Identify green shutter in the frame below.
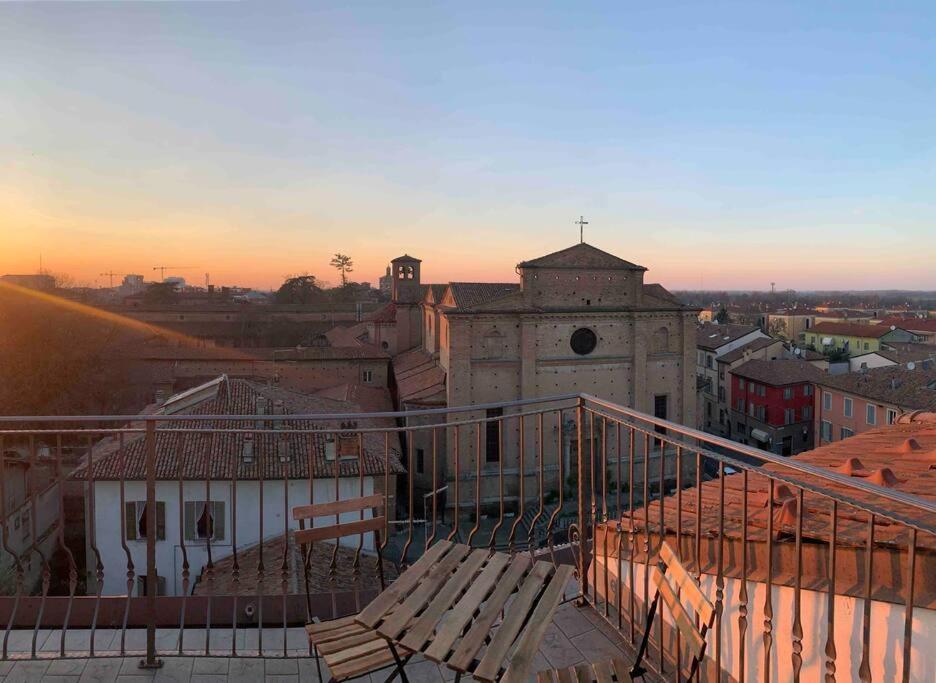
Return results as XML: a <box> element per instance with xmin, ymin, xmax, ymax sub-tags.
<box><xmin>184</xmin><ymin>501</ymin><xmax>197</xmax><ymax>542</ymax></box>
<box><xmin>156</xmin><ymin>502</ymin><xmax>166</xmax><ymax>541</ymax></box>
<box><xmin>125</xmin><ymin>502</ymin><xmax>137</xmax><ymax>541</ymax></box>
<box><xmin>212</xmin><ymin>501</ymin><xmax>225</xmax><ymax>541</ymax></box>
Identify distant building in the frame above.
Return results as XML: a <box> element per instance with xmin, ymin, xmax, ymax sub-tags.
<box><xmin>848</xmin><ymin>342</ymin><xmax>936</xmax><ymax>372</ymax></box>
<box><xmin>766</xmin><ymin>309</ymin><xmax>818</xmax><ymax>341</ymax></box>
<box><xmin>0</xmin><ymin>273</ymin><xmax>55</xmax><ymax>291</ymax></box>
<box><xmin>710</xmin><ymin>337</ymin><xmax>786</xmax><ymax>436</ymax></box>
<box><xmin>805</xmin><ymin>322</ymin><xmax>918</xmax><ymax>357</ymax></box>
<box><xmin>378</xmin><ymin>266</ymin><xmax>393</xmax><ymax>298</ymax></box>
<box><xmin>120</xmin><ymin>274</ymin><xmax>145</xmax><ymax>295</ymax></box>
<box><xmin>695</xmin><ymin>323</ymin><xmax>771</xmax><ymax>431</ymax></box>
<box><xmin>815</xmin><ymin>362</ymin><xmax>936</xmax><ymax>446</ymax></box>
<box><xmin>876</xmin><ymin>317</ymin><xmax>936</xmax><ymax>345</ymax></box>
<box><xmin>729</xmin><ymin>359</ymin><xmax>826</xmax><ymax>455</ymax></box>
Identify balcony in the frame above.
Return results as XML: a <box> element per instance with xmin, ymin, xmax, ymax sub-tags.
<box><xmin>1</xmin><ymin>393</ymin><xmax>934</xmax><ymax>682</ymax></box>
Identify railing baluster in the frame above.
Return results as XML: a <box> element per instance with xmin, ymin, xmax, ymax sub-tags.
<box><xmin>468</xmin><ymin>423</ymin><xmax>481</xmax><ymax>547</ymax></box>
<box><xmin>628</xmin><ymin>426</ymin><xmax>636</xmax><ymax>644</ymax></box>
<box><xmin>142</xmin><ymin>420</ymin><xmax>161</xmax><ymax>668</ymax></box>
<box><xmin>428</xmin><ymin>427</ymin><xmax>438</xmax><ymax>549</ymax></box>
<box><xmin>738</xmin><ymin>469</ymin><xmax>748</xmax><ymax>683</ymax></box>
<box><xmin>858</xmin><ymin>513</ymin><xmax>875</xmax><ymax>683</ymax></box>
<box><xmin>527</xmin><ymin>412</ymin><xmax>545</xmax><ymax>555</ymax></box>
<box><xmin>658</xmin><ymin>434</ymin><xmax>665</xmax><ymax>676</ymax></box>
<box><xmin>204</xmin><ymin>433</ymin><xmax>215</xmax><ymax>657</ymax></box>
<box><xmin>590</xmin><ymin>411</ymin><xmax>597</xmax><ymax>605</ymax></box>
<box><xmin>602</xmin><ymin>418</ymin><xmax>609</xmax><ymax>619</ymax></box>
<box><xmin>824</xmin><ymin>500</ymin><xmax>837</xmax><ymax>683</ymax></box>
<box><xmin>0</xmin><ymin>434</ymin><xmax>24</xmax><ymax>661</ymax></box>
<box><xmin>230</xmin><ymin>432</ymin><xmax>239</xmax><ymax>658</ymax></box>
<box><xmin>791</xmin><ymin>488</ymin><xmax>804</xmax><ymax>681</ymax></box>
<box><xmin>508</xmin><ymin>415</ymin><xmax>525</xmax><ymax>553</ymax></box>
<box><xmin>714</xmin><ymin>461</ymin><xmax>725</xmax><ymax>681</ymax></box>
<box><xmin>615</xmin><ymin>423</ymin><xmax>622</xmax><ymax>521</ymax></box>
<box><xmin>642</xmin><ymin>432</ymin><xmax>650</xmax><ymax>631</ymax></box>
<box><xmin>257</xmin><ymin>430</ymin><xmax>265</xmax><ymax>654</ymax></box>
<box><xmin>353</xmin><ymin>432</ymin><xmax>364</xmax><ymax>612</ymax></box>
<box><xmin>177</xmin><ymin>430</ymin><xmax>189</xmax><ymax>656</ymax></box>
<box><xmin>675</xmin><ymin>446</ymin><xmax>683</xmax><ymax>682</ymax></box>
<box><xmin>447</xmin><ymin>426</ymin><xmax>460</xmax><ymax>542</ymax></box>
<box><xmin>55</xmin><ymin>434</ymin><xmax>78</xmax><ymax>658</ymax></box>
<box><xmin>281</xmin><ymin>431</ymin><xmax>292</xmax><ymax>658</ymax></box>
<box><xmin>489</xmin><ymin>417</ymin><xmax>504</xmax><ymax>551</ymax></box>
<box><xmin>576</xmin><ymin>402</ymin><xmax>586</xmax><ymax>603</ymax></box>
<box><xmin>902</xmin><ymin>527</ymin><xmax>917</xmax><ymax>683</ymax></box>
<box><xmin>402</xmin><ymin>431</ymin><xmax>414</xmax><ymax>564</ymax></box>
<box><xmin>545</xmin><ymin>411</ymin><xmax>563</xmax><ymax>561</ymax></box>
<box><xmin>27</xmin><ymin>436</ymin><xmax>51</xmax><ymax>659</ymax></box>
<box><xmin>383</xmin><ymin>431</ymin><xmax>391</xmax><ymax>550</ymax></box>
<box><xmin>763</xmin><ymin>478</ymin><xmax>774</xmax><ymax>683</ymax></box>
<box><xmin>119</xmin><ymin>431</ymin><xmax>134</xmax><ymax>656</ymax></box>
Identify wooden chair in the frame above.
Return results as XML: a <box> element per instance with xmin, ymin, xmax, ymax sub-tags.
<box><xmin>536</xmin><ymin>658</ymin><xmax>633</xmax><ymax>683</ymax></box>
<box><xmin>630</xmin><ymin>541</ymin><xmax>715</xmax><ymax>680</ymax></box>
<box><xmin>294</xmin><ymin>494</ymin><xmax>403</xmax><ymax>683</ymax></box>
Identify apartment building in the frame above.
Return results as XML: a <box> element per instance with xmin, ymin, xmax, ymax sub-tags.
<box><xmin>815</xmin><ymin>362</ymin><xmax>936</xmax><ymax>446</ymax></box>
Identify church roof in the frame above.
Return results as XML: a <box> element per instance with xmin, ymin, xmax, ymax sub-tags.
<box><xmin>517</xmin><ymin>243</ymin><xmax>646</xmax><ymax>271</ymax></box>
<box><xmin>448</xmin><ymin>283</ymin><xmax>520</xmax><ymax>310</ymax></box>
<box><xmin>391</xmin><ymin>254</ymin><xmax>421</xmax><ymax>263</ymax></box>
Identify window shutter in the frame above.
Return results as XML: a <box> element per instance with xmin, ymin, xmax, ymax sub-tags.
<box><xmin>184</xmin><ymin>501</ymin><xmax>197</xmax><ymax>541</ymax></box>
<box><xmin>125</xmin><ymin>502</ymin><xmax>137</xmax><ymax>541</ymax></box>
<box><xmin>156</xmin><ymin>502</ymin><xmax>166</xmax><ymax>541</ymax></box>
<box><xmin>212</xmin><ymin>501</ymin><xmax>225</xmax><ymax>541</ymax></box>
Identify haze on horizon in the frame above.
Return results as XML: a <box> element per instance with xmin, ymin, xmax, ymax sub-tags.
<box><xmin>2</xmin><ymin>2</ymin><xmax>935</xmax><ymax>292</ymax></box>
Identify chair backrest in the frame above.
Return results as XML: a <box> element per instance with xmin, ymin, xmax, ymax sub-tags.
<box><xmin>655</xmin><ymin>541</ymin><xmax>715</xmax><ymax>673</ymax></box>
<box><xmin>292</xmin><ymin>493</ymin><xmax>386</xmax><ymax>545</ymax></box>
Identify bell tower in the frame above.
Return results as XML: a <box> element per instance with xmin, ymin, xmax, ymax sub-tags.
<box><xmin>390</xmin><ymin>254</ymin><xmax>422</xmax><ymax>303</ymax></box>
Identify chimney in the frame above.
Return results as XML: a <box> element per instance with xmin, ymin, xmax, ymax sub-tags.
<box><xmin>255</xmin><ymin>395</ymin><xmax>268</xmax><ymax>430</ymax></box>
<box><xmin>324</xmin><ymin>434</ymin><xmax>337</xmax><ymax>461</ymax></box>
<box><xmin>277</xmin><ymin>434</ymin><xmax>290</xmax><ymax>463</ymax></box>
<box><xmin>242</xmin><ymin>434</ymin><xmax>254</xmax><ymax>464</ymax></box>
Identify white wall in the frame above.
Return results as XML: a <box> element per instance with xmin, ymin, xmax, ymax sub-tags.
<box><xmin>89</xmin><ymin>476</ymin><xmax>376</xmax><ymax>596</ymax></box>
<box><xmin>595</xmin><ymin>556</ymin><xmax>936</xmax><ymax>682</ymax></box>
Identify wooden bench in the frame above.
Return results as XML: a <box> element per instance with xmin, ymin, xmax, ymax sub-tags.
<box><xmin>536</xmin><ymin>658</ymin><xmax>633</xmax><ymax>683</ymax></box>
<box><xmin>295</xmin><ymin>494</ymin><xmax>404</xmax><ymax>683</ymax></box>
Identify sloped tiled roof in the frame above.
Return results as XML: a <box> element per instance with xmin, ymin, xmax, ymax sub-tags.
<box><xmin>313</xmin><ymin>383</ymin><xmax>394</xmax><ymax>413</ymax></box>
<box><xmin>717</xmin><ymin>337</ymin><xmax>783</xmax><ymax>365</ymax></box>
<box><xmin>72</xmin><ymin>379</ymin><xmax>405</xmax><ymax>481</ymax></box>
<box><xmin>879</xmin><ymin>317</ymin><xmax>936</xmax><ymax>333</ymax></box>
<box><xmin>696</xmin><ymin>323</ymin><xmax>762</xmax><ymax>351</ymax></box>
<box><xmin>732</xmin><ymin>358</ymin><xmax>827</xmax><ymax>386</ymax></box>
<box><xmin>392</xmin><ymin>348</ymin><xmax>446</xmax><ymax>405</ymax></box>
<box><xmin>816</xmin><ymin>364</ymin><xmax>936</xmax><ymax>411</ymax></box>
<box><xmin>448</xmin><ymin>283</ymin><xmax>520</xmax><ymax>310</ymax></box>
<box><xmin>875</xmin><ymin>343</ymin><xmax>936</xmax><ymax>364</ymax></box>
<box><xmin>641</xmin><ymin>283</ymin><xmax>686</xmax><ymax>307</ymax></box>
<box><xmin>620</xmin><ymin>413</ymin><xmax>936</xmax><ymax>553</ymax></box>
<box><xmin>517</xmin><ymin>243</ymin><xmax>645</xmax><ymax>271</ymax></box>
<box><xmin>809</xmin><ymin>322</ymin><xmax>894</xmax><ymax>338</ymax></box>
<box><xmin>367</xmin><ymin>302</ymin><xmax>397</xmax><ymax>324</ymax></box>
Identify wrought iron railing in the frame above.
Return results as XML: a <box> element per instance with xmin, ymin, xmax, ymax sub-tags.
<box><xmin>0</xmin><ymin>394</ymin><xmax>933</xmax><ymax>682</ymax></box>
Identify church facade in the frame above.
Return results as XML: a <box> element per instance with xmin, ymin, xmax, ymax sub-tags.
<box><xmin>378</xmin><ymin>243</ymin><xmax>699</xmax><ymax>512</ymax></box>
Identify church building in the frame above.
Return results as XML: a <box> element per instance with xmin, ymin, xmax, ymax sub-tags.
<box><xmin>370</xmin><ymin>242</ymin><xmax>699</xmax><ymax>513</ymax></box>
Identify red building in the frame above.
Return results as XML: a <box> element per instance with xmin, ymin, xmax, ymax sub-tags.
<box><xmin>729</xmin><ymin>359</ymin><xmax>826</xmax><ymax>456</ymax></box>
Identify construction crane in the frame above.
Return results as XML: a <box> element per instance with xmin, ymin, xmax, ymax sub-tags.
<box><xmin>99</xmin><ymin>271</ymin><xmax>125</xmax><ymax>288</ymax></box>
<box><xmin>153</xmin><ymin>265</ymin><xmax>196</xmax><ymax>281</ymax></box>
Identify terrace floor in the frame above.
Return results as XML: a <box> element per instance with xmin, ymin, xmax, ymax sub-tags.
<box><xmin>0</xmin><ymin>602</ymin><xmax>643</xmax><ymax>683</ymax></box>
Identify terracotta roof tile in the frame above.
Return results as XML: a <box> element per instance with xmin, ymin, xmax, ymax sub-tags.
<box><xmin>731</xmin><ymin>358</ymin><xmax>827</xmax><ymax>386</ymax></box>
<box><xmin>392</xmin><ymin>348</ymin><xmax>446</xmax><ymax>405</ymax></box>
<box><xmin>695</xmin><ymin>323</ymin><xmax>763</xmax><ymax>351</ymax></box>
<box><xmin>816</xmin><ymin>363</ymin><xmax>936</xmax><ymax>411</ymax></box>
<box><xmin>448</xmin><ymin>283</ymin><xmax>520</xmax><ymax>310</ymax></box>
<box><xmin>72</xmin><ymin>378</ymin><xmax>405</xmax><ymax>481</ymax></box>
<box><xmin>516</xmin><ymin>243</ymin><xmax>646</xmax><ymax>271</ymax></box>
<box><xmin>809</xmin><ymin>322</ymin><xmax>894</xmax><ymax>338</ymax></box>
<box><xmin>716</xmin><ymin>337</ymin><xmax>783</xmax><ymax>365</ymax></box>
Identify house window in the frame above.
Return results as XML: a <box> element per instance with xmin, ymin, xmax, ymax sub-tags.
<box><xmin>705</xmin><ymin>355</ymin><xmax>713</xmax><ymax>369</ymax></box>
<box><xmin>783</xmin><ymin>387</ymin><xmax>793</xmax><ymax>400</ymax></box>
<box><xmin>758</xmin><ymin>405</ymin><xmax>766</xmax><ymax>421</ymax></box>
<box><xmin>184</xmin><ymin>501</ymin><xmax>225</xmax><ymax>542</ymax></box>
<box><xmin>843</xmin><ymin>397</ymin><xmax>853</xmax><ymax>418</ymax></box>
<box><xmin>739</xmin><ymin>379</ymin><xmax>746</xmax><ymax>391</ymax></box>
<box><xmin>823</xmin><ymin>392</ymin><xmax>832</xmax><ymax>411</ymax></box>
<box><xmin>840</xmin><ymin>427</ymin><xmax>854</xmax><ymax>440</ymax></box>
<box><xmin>784</xmin><ymin>408</ymin><xmax>795</xmax><ymax>425</ymax></box>
<box><xmin>137</xmin><ymin>575</ymin><xmax>167</xmax><ymax>597</ymax></box>
<box><xmin>758</xmin><ymin>385</ymin><xmax>766</xmax><ymax>397</ymax></box>
<box><xmin>485</xmin><ymin>408</ymin><xmax>502</xmax><ymax>463</ymax></box>
<box><xmin>719</xmin><ymin>367</ymin><xmax>725</xmax><ymax>381</ymax></box>
<box><xmin>803</xmin><ymin>385</ymin><xmax>813</xmax><ymax>397</ymax></box>
<box><xmin>821</xmin><ymin>420</ymin><xmax>832</xmax><ymax>441</ymax></box>
<box><xmin>125</xmin><ymin>501</ymin><xmax>166</xmax><ymax>541</ymax></box>
<box><xmin>886</xmin><ymin>409</ymin><xmax>898</xmax><ymax>425</ymax></box>
<box><xmin>362</xmin><ymin>369</ymin><xmax>374</xmax><ymax>383</ymax></box>
<box><xmin>866</xmin><ymin>404</ymin><xmax>876</xmax><ymax>425</ymax></box>
<box><xmin>416</xmin><ymin>448</ymin><xmax>425</xmax><ymax>474</ymax></box>
<box><xmin>802</xmin><ymin>405</ymin><xmax>812</xmax><ymax>420</ymax></box>
<box><xmin>864</xmin><ymin>342</ymin><xmax>869</xmax><ymax>350</ymax></box>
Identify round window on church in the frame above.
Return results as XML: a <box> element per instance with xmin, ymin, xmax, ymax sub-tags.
<box><xmin>570</xmin><ymin>328</ymin><xmax>597</xmax><ymax>355</ymax></box>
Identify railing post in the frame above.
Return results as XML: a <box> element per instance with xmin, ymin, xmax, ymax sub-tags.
<box><xmin>576</xmin><ymin>399</ymin><xmax>588</xmax><ymax>605</ymax></box>
<box><xmin>140</xmin><ymin>419</ymin><xmax>163</xmax><ymax>669</ymax></box>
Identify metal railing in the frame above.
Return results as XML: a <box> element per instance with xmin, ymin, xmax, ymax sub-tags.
<box><xmin>0</xmin><ymin>393</ymin><xmax>933</xmax><ymax>682</ymax></box>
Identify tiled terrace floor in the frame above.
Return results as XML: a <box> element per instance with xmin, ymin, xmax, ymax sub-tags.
<box><xmin>0</xmin><ymin>603</ymin><xmax>638</xmax><ymax>683</ymax></box>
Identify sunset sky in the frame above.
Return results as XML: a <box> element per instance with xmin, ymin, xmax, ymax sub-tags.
<box><xmin>2</xmin><ymin>2</ymin><xmax>935</xmax><ymax>291</ymax></box>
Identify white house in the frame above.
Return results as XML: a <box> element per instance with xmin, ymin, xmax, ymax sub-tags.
<box><xmin>74</xmin><ymin>377</ymin><xmax>404</xmax><ymax>596</ymax></box>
